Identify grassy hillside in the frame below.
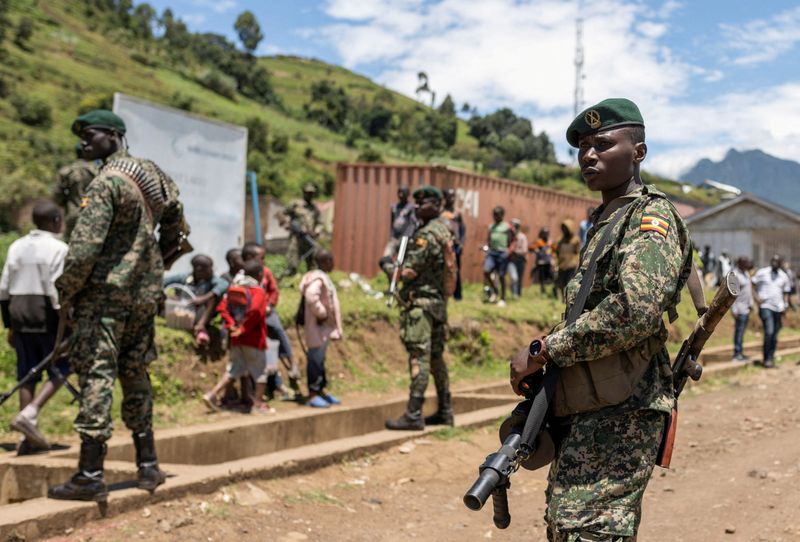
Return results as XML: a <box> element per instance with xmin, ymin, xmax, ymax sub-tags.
<box><xmin>0</xmin><ymin>0</ymin><xmax>721</xmax><ymax>232</ymax></box>
<box><xmin>0</xmin><ymin>0</ymin><xmax>482</xmax><ymax>228</ymax></box>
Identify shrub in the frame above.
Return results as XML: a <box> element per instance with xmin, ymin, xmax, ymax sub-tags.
<box><xmin>357</xmin><ymin>146</ymin><xmax>383</xmax><ymax>163</ymax></box>
<box><xmin>14</xmin><ymin>17</ymin><xmax>34</xmax><ymax>50</ymax></box>
<box><xmin>0</xmin><ymin>75</ymin><xmax>9</xmax><ymax>98</ymax></box>
<box><xmin>199</xmin><ymin>70</ymin><xmax>237</xmax><ymax>100</ymax></box>
<box><xmin>78</xmin><ymin>93</ymin><xmax>113</xmax><ymax>114</ymax></box>
<box><xmin>270</xmin><ymin>134</ymin><xmax>289</xmax><ymax>154</ymax></box>
<box><xmin>169</xmin><ymin>91</ymin><xmax>195</xmax><ymax>111</ymax></box>
<box><xmin>11</xmin><ymin>95</ymin><xmax>52</xmax><ymax>127</ymax></box>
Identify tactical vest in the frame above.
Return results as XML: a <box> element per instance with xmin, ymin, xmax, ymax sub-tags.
<box><xmin>553</xmin><ymin>192</ymin><xmax>693</xmax><ymax>417</ymax></box>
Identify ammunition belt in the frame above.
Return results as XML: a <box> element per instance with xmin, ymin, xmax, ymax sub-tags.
<box><xmin>102</xmin><ymin>158</ymin><xmax>166</xmax><ymax>222</ymax></box>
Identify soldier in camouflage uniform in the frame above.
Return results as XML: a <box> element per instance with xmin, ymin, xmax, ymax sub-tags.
<box><xmin>385</xmin><ymin>186</ymin><xmax>454</xmax><ymax>431</ymax></box>
<box><xmin>48</xmin><ymin>110</ymin><xmax>190</xmax><ymax>502</ymax></box>
<box><xmin>53</xmin><ymin>144</ymin><xmax>99</xmax><ymax>241</ymax></box>
<box><xmin>278</xmin><ymin>182</ymin><xmax>322</xmax><ymax>278</ymax></box>
<box><xmin>510</xmin><ymin>99</ymin><xmax>692</xmax><ymax>541</ymax></box>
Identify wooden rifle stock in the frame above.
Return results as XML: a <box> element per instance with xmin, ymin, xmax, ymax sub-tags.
<box><xmin>657</xmin><ymin>271</ymin><xmax>740</xmax><ymax>468</ymax></box>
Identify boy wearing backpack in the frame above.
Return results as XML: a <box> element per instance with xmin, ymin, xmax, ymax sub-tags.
<box><xmin>203</xmin><ymin>260</ymin><xmax>274</xmax><ymax>414</ymax></box>
<box><xmin>298</xmin><ymin>250</ymin><xmax>343</xmax><ymax>408</ymax></box>
<box><xmin>385</xmin><ymin>186</ymin><xmax>457</xmax><ymax>431</ymax></box>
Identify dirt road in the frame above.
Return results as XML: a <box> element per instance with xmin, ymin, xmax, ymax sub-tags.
<box><xmin>45</xmin><ymin>361</ymin><xmax>800</xmax><ymax>542</ymax></box>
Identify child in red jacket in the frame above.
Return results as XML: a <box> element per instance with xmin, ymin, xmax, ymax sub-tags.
<box><xmin>203</xmin><ymin>260</ymin><xmax>274</xmax><ymax>414</ymax></box>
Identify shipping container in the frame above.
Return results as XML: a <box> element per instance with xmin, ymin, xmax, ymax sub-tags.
<box><xmin>332</xmin><ymin>163</ymin><xmax>600</xmax><ymax>284</ymax></box>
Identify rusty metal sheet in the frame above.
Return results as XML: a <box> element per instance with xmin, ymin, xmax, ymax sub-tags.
<box><xmin>332</xmin><ymin>163</ymin><xmax>600</xmax><ymax>284</ymax></box>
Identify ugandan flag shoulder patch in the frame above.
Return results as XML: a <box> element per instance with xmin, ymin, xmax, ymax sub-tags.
<box><xmin>640</xmin><ymin>212</ymin><xmax>670</xmax><ymax>238</ymax></box>
<box><xmin>80</xmin><ymin>196</ymin><xmax>90</xmax><ymax>209</ymax></box>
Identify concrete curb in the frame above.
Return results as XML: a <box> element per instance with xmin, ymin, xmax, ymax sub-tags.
<box><xmin>0</xmin><ymin>401</ymin><xmax>515</xmax><ymax>541</ymax></box>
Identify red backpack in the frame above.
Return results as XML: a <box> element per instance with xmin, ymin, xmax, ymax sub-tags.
<box><xmin>226</xmin><ymin>285</ymin><xmax>253</xmax><ymax>325</ymax></box>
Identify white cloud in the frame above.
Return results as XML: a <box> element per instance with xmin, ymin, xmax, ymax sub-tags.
<box><xmin>191</xmin><ymin>0</ymin><xmax>237</xmax><ymax>14</ymax></box>
<box><xmin>182</xmin><ymin>13</ymin><xmax>206</xmax><ymax>26</ymax></box>
<box><xmin>319</xmin><ymin>0</ymin><xmax>800</xmax><ymax>178</ymax></box>
<box><xmin>721</xmin><ymin>6</ymin><xmax>800</xmax><ymax>65</ymax></box>
<box><xmin>646</xmin><ymin>83</ymin><xmax>800</xmax><ymax>178</ymax></box>
<box><xmin>322</xmin><ymin>0</ymin><xmax>691</xmax><ymax>114</ymax></box>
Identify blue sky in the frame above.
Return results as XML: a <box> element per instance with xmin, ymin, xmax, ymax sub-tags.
<box><xmin>147</xmin><ymin>0</ymin><xmax>800</xmax><ymax>178</ymax></box>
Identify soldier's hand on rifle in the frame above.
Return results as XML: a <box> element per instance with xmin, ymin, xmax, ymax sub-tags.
<box><xmin>400</xmin><ymin>268</ymin><xmax>417</xmax><ymax>280</ymax></box>
<box><xmin>509</xmin><ymin>341</ymin><xmax>549</xmax><ymax>396</ymax></box>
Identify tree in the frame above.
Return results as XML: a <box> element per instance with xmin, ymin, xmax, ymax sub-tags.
<box><xmin>304</xmin><ymin>80</ymin><xmax>350</xmax><ymax>132</ymax></box>
<box><xmin>130</xmin><ymin>3</ymin><xmax>156</xmax><ymax>39</ymax></box>
<box><xmin>234</xmin><ymin>10</ymin><xmax>263</xmax><ymax>54</ymax></box>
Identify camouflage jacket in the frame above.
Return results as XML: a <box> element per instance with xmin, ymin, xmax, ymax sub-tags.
<box><xmin>53</xmin><ymin>159</ymin><xmax>99</xmax><ymax>241</ymax></box>
<box><xmin>399</xmin><ymin>217</ymin><xmax>453</xmax><ymax>312</ymax></box>
<box><xmin>544</xmin><ymin>184</ymin><xmax>691</xmax><ymax>414</ymax></box>
<box><xmin>281</xmin><ymin>199</ymin><xmax>322</xmax><ymax>237</ymax></box>
<box><xmin>56</xmin><ymin>150</ymin><xmax>187</xmax><ymax>307</ymax></box>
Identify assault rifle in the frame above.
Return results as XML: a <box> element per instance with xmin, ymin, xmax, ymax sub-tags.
<box><xmin>657</xmin><ymin>270</ymin><xmax>739</xmax><ymax>467</ymax></box>
<box><xmin>386</xmin><ymin>235</ymin><xmax>410</xmax><ymax>308</ymax></box>
<box><xmin>463</xmin><ymin>272</ymin><xmax>740</xmax><ymax>529</ymax></box>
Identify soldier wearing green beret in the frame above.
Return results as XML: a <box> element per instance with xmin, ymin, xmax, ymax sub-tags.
<box><xmin>277</xmin><ymin>182</ymin><xmax>323</xmax><ymax>278</ymax></box>
<box><xmin>510</xmin><ymin>98</ymin><xmax>693</xmax><ymax>541</ymax></box>
<box><xmin>48</xmin><ymin>109</ymin><xmax>191</xmax><ymax>502</ymax></box>
<box><xmin>385</xmin><ymin>185</ymin><xmax>455</xmax><ymax>431</ymax></box>
<box><xmin>53</xmin><ymin>144</ymin><xmax>99</xmax><ymax>242</ymax></box>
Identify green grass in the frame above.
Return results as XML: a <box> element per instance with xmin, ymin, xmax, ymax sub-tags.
<box><xmin>284</xmin><ymin>489</ymin><xmax>342</xmax><ymax>507</ymax></box>
<box><xmin>431</xmin><ymin>426</ymin><xmax>474</xmax><ymax>442</ymax></box>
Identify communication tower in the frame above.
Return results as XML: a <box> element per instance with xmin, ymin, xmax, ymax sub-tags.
<box><xmin>570</xmin><ymin>1</ymin><xmax>585</xmax><ymax>160</ymax></box>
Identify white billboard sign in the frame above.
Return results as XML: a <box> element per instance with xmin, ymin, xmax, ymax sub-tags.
<box><xmin>113</xmin><ymin>93</ymin><xmax>247</xmax><ymax>275</ymax></box>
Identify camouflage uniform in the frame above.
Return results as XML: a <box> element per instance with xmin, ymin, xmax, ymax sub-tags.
<box><xmin>542</xmin><ymin>185</ymin><xmax>691</xmax><ymax>541</ymax></box>
<box><xmin>53</xmin><ymin>159</ymin><xmax>99</xmax><ymax>241</ymax></box>
<box><xmin>56</xmin><ymin>150</ymin><xmax>186</xmax><ymax>443</ymax></box>
<box><xmin>398</xmin><ymin>218</ymin><xmax>453</xmax><ymax>399</ymax></box>
<box><xmin>282</xmin><ymin>199</ymin><xmax>322</xmax><ymax>276</ymax></box>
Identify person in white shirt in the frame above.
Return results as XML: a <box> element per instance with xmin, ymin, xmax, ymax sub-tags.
<box><xmin>0</xmin><ymin>200</ymin><xmax>69</xmax><ymax>453</ymax></box>
<box><xmin>731</xmin><ymin>257</ymin><xmax>753</xmax><ymax>361</ymax></box>
<box><xmin>752</xmin><ymin>254</ymin><xmax>792</xmax><ymax>368</ymax></box>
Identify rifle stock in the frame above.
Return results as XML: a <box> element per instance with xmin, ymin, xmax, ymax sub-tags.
<box><xmin>658</xmin><ymin>271</ymin><xmax>740</xmax><ymax>468</ymax></box>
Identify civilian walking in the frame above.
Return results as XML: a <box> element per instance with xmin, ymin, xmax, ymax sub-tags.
<box><xmin>508</xmin><ymin>219</ymin><xmax>528</xmax><ymax>298</ymax></box>
<box><xmin>0</xmin><ymin>201</ymin><xmax>69</xmax><ymax>454</ymax></box>
<box><xmin>731</xmin><ymin>257</ymin><xmax>753</xmax><ymax>362</ymax></box>
<box><xmin>752</xmin><ymin>255</ymin><xmax>791</xmax><ymax>368</ymax></box>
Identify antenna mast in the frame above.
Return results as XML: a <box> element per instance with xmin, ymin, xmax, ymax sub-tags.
<box><xmin>573</xmin><ymin>1</ymin><xmax>585</xmax><ymax>118</ymax></box>
<box><xmin>571</xmin><ymin>0</ymin><xmax>585</xmax><ymax>161</ymax></box>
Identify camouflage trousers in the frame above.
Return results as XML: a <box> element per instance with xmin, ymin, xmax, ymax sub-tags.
<box><xmin>285</xmin><ymin>235</ymin><xmax>317</xmax><ymax>277</ymax></box>
<box><xmin>400</xmin><ymin>305</ymin><xmax>449</xmax><ymax>398</ymax></box>
<box><xmin>545</xmin><ymin>409</ymin><xmax>665</xmax><ymax>542</ymax></box>
<box><xmin>69</xmin><ymin>299</ymin><xmax>158</xmax><ymax>443</ymax></box>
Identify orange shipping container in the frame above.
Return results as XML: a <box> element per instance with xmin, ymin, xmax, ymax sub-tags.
<box><xmin>332</xmin><ymin>163</ymin><xmax>600</xmax><ymax>284</ymax></box>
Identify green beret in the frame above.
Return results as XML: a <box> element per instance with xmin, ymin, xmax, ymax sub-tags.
<box><xmin>566</xmin><ymin>98</ymin><xmax>643</xmax><ymax>147</ymax></box>
<box><xmin>71</xmin><ymin>109</ymin><xmax>126</xmax><ymax>136</ymax></box>
<box><xmin>412</xmin><ymin>185</ymin><xmax>443</xmax><ymax>200</ymax></box>
<box><xmin>302</xmin><ymin>182</ymin><xmax>318</xmax><ymax>193</ymax></box>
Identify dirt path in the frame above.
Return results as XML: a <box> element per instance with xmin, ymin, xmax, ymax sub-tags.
<box><xmin>44</xmin><ymin>360</ymin><xmax>800</xmax><ymax>542</ymax></box>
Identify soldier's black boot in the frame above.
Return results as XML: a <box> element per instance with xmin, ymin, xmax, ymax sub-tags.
<box><xmin>424</xmin><ymin>391</ymin><xmax>454</xmax><ymax>426</ymax></box>
<box><xmin>48</xmin><ymin>439</ymin><xmax>108</xmax><ymax>502</ymax></box>
<box><xmin>385</xmin><ymin>395</ymin><xmax>425</xmax><ymax>431</ymax></box>
<box><xmin>133</xmin><ymin>430</ymin><xmax>166</xmax><ymax>493</ymax></box>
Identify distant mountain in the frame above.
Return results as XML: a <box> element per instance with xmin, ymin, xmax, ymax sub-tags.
<box><xmin>683</xmin><ymin>149</ymin><xmax>800</xmax><ymax>212</ymax></box>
